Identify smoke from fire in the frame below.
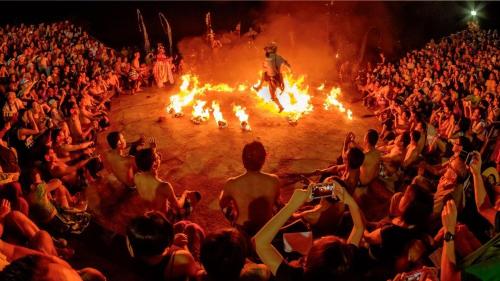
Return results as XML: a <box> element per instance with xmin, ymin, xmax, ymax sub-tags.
<box><xmin>176</xmin><ymin>2</ymin><xmax>395</xmax><ymax>85</ymax></box>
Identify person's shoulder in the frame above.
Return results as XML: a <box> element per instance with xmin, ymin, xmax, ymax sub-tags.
<box><xmin>172</xmin><ymin>249</ymin><xmax>196</xmax><ymax>266</ymax></box>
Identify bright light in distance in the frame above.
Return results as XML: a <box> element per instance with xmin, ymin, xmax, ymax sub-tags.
<box><xmin>470</xmin><ymin>10</ymin><xmax>477</xmax><ymax>16</ymax></box>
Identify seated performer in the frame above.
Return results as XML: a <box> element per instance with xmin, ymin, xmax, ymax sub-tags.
<box><xmin>219</xmin><ymin>141</ymin><xmax>281</xmax><ymax>237</ymax></box>
<box><xmin>253</xmin><ymin>42</ymin><xmax>291</xmax><ymax>112</ymax></box>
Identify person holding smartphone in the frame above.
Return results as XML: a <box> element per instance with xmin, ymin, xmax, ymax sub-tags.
<box><xmin>253</xmin><ymin>180</ymin><xmax>365</xmax><ymax>281</ymax></box>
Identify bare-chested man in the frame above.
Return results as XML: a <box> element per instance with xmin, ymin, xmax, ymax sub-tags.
<box><xmin>104</xmin><ymin>131</ymin><xmax>137</xmax><ymax>188</ymax></box>
<box><xmin>360</xmin><ymin>129</ymin><xmax>382</xmax><ymax>186</ymax></box>
<box><xmin>43</xmin><ymin>147</ymin><xmax>91</xmax><ymax>188</ymax></box>
<box><xmin>219</xmin><ymin>141</ymin><xmax>281</xmax><ymax>236</ymax></box>
<box><xmin>133</xmin><ymin>147</ymin><xmax>198</xmax><ymax>216</ymax></box>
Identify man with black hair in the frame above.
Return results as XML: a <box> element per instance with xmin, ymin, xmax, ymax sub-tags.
<box><xmin>360</xmin><ymin>129</ymin><xmax>382</xmax><ymax>186</ymax></box>
<box><xmin>134</xmin><ymin>148</ymin><xmax>199</xmax><ymax>221</ymax></box>
<box><xmin>126</xmin><ymin>211</ymin><xmax>199</xmax><ymax>281</ymax></box>
<box><xmin>219</xmin><ymin>141</ymin><xmax>281</xmax><ymax>236</ymax></box>
<box><xmin>200</xmin><ymin>228</ymin><xmax>248</xmax><ymax>281</ymax></box>
<box><xmin>104</xmin><ymin>131</ymin><xmax>137</xmax><ymax>188</ymax></box>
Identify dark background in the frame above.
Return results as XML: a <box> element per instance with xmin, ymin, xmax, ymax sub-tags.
<box><xmin>0</xmin><ymin>1</ymin><xmax>499</xmax><ymax>58</ymax></box>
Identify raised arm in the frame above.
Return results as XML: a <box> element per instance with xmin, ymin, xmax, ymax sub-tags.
<box><xmin>440</xmin><ymin>200</ymin><xmax>461</xmax><ymax>281</ymax></box>
<box><xmin>254</xmin><ymin>186</ymin><xmax>311</xmax><ymax>275</ymax></box>
<box><xmin>469</xmin><ymin>151</ymin><xmax>497</xmax><ymax>225</ymax></box>
<box><xmin>342</xmin><ymin>185</ymin><xmax>365</xmax><ymax>246</ymax></box>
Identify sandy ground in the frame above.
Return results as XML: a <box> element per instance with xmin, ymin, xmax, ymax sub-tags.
<box><xmin>67</xmin><ymin>84</ymin><xmax>385</xmax><ymax>281</ymax></box>
<box><xmin>90</xmin><ymin>84</ymin><xmax>380</xmax><ymax>234</ymax></box>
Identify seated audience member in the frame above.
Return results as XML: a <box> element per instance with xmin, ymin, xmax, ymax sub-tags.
<box><xmin>402</xmin><ymin>130</ymin><xmax>421</xmax><ymax>170</ymax></box>
<box><xmin>134</xmin><ymin>148</ymin><xmax>199</xmax><ymax>221</ymax></box>
<box><xmin>0</xmin><ymin>254</ymin><xmax>106</xmax><ymax>281</ymax></box>
<box><xmin>364</xmin><ymin>184</ymin><xmax>433</xmax><ymax>277</ymax></box>
<box><xmin>219</xmin><ymin>141</ymin><xmax>281</xmax><ymax>236</ymax></box>
<box><xmin>358</xmin><ymin>129</ymin><xmax>382</xmax><ymax>186</ymax></box>
<box><xmin>27</xmin><ymin>169</ymin><xmax>90</xmax><ymax>234</ymax></box>
<box><xmin>315</xmin><ymin>143</ymin><xmax>365</xmax><ymax>193</ymax></box>
<box><xmin>43</xmin><ymin>146</ymin><xmax>95</xmax><ymax>190</ymax></box>
<box><xmin>126</xmin><ymin>211</ymin><xmax>200</xmax><ymax>281</ymax></box>
<box><xmin>0</xmin><ymin>199</ymin><xmax>73</xmax><ymax>258</ymax></box>
<box><xmin>104</xmin><ymin>131</ymin><xmax>138</xmax><ymax>187</ymax></box>
<box><xmin>51</xmin><ymin>127</ymin><xmax>94</xmax><ymax>160</ymax></box>
<box><xmin>254</xmin><ymin>181</ymin><xmax>365</xmax><ymax>281</ymax></box>
<box><xmin>200</xmin><ymin>228</ymin><xmax>268</xmax><ymax>281</ymax></box>
<box><xmin>293</xmin><ymin>157</ymin><xmax>363</xmax><ymax>236</ymax></box>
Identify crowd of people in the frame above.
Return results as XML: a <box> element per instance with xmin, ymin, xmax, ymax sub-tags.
<box><xmin>0</xmin><ymin>19</ymin><xmax>498</xmax><ymax>281</ymax></box>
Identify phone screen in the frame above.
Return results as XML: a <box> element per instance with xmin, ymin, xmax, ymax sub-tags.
<box><xmin>311</xmin><ymin>182</ymin><xmax>343</xmax><ymax>201</ymax></box>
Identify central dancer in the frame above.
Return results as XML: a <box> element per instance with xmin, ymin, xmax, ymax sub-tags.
<box><xmin>253</xmin><ymin>42</ymin><xmax>291</xmax><ymax>112</ymax></box>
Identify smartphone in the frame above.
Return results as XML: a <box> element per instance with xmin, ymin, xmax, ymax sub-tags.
<box><xmin>310</xmin><ymin>182</ymin><xmax>343</xmax><ymax>201</ymax></box>
<box><xmin>459</xmin><ymin>150</ymin><xmax>473</xmax><ymax>165</ymax></box>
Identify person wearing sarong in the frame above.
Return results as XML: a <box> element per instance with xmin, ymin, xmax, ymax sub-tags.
<box><xmin>152</xmin><ymin>44</ymin><xmax>174</xmax><ymax>88</ymax></box>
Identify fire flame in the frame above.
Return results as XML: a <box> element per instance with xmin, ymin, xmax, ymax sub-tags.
<box><xmin>167</xmin><ymin>74</ymin><xmax>239</xmax><ymax>116</ymax></box>
<box><xmin>211</xmin><ymin>101</ymin><xmax>227</xmax><ymax>128</ymax></box>
<box><xmin>166</xmin><ymin>74</ymin><xmax>198</xmax><ymax>116</ymax></box>
<box><xmin>324</xmin><ymin>87</ymin><xmax>353</xmax><ymax>120</ymax></box>
<box><xmin>253</xmin><ymin>73</ymin><xmax>313</xmax><ymax>121</ymax></box>
<box><xmin>317</xmin><ymin>83</ymin><xmax>325</xmax><ymax>91</ymax></box>
<box><xmin>233</xmin><ymin>105</ymin><xmax>251</xmax><ymax>131</ymax></box>
<box><xmin>237</xmin><ymin>84</ymin><xmax>247</xmax><ymax>92</ymax></box>
<box><xmin>191</xmin><ymin>100</ymin><xmax>210</xmax><ymax>124</ymax></box>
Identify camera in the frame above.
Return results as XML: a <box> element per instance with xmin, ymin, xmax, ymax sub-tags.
<box><xmin>459</xmin><ymin>150</ymin><xmax>473</xmax><ymax>165</ymax></box>
<box><xmin>309</xmin><ymin>182</ymin><xmax>343</xmax><ymax>201</ymax></box>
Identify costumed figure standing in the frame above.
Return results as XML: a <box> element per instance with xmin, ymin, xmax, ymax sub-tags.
<box><xmin>152</xmin><ymin>44</ymin><xmax>174</xmax><ymax>88</ymax></box>
<box><xmin>253</xmin><ymin>42</ymin><xmax>291</xmax><ymax>112</ymax></box>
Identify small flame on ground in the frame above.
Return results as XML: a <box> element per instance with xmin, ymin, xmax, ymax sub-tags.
<box><xmin>324</xmin><ymin>87</ymin><xmax>353</xmax><ymax>120</ymax></box>
<box><xmin>211</xmin><ymin>101</ymin><xmax>227</xmax><ymax>128</ymax></box>
<box><xmin>317</xmin><ymin>83</ymin><xmax>325</xmax><ymax>91</ymax></box>
<box><xmin>191</xmin><ymin>100</ymin><xmax>210</xmax><ymax>124</ymax></box>
<box><xmin>233</xmin><ymin>105</ymin><xmax>251</xmax><ymax>131</ymax></box>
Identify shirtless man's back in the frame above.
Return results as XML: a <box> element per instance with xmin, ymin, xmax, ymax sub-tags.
<box><xmin>104</xmin><ymin>132</ymin><xmax>137</xmax><ymax>187</ymax></box>
<box><xmin>222</xmin><ymin>171</ymin><xmax>280</xmax><ymax>227</ymax></box>
<box><xmin>104</xmin><ymin>150</ymin><xmax>135</xmax><ymax>187</ymax></box>
<box><xmin>219</xmin><ymin>141</ymin><xmax>280</xmax><ymax>235</ymax></box>
<box><xmin>360</xmin><ymin>129</ymin><xmax>382</xmax><ymax>186</ymax></box>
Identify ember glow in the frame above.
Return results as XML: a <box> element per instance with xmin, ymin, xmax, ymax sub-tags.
<box><xmin>211</xmin><ymin>101</ymin><xmax>227</xmax><ymax>128</ymax></box>
<box><xmin>233</xmin><ymin>105</ymin><xmax>251</xmax><ymax>131</ymax></box>
<box><xmin>323</xmin><ymin>87</ymin><xmax>353</xmax><ymax>120</ymax></box>
<box><xmin>253</xmin><ymin>72</ymin><xmax>313</xmax><ymax>122</ymax></box>
<box><xmin>191</xmin><ymin>100</ymin><xmax>210</xmax><ymax>124</ymax></box>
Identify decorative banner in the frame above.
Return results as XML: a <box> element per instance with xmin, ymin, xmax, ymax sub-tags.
<box><xmin>137</xmin><ymin>9</ymin><xmax>151</xmax><ymax>52</ymax></box>
<box><xmin>158</xmin><ymin>12</ymin><xmax>173</xmax><ymax>55</ymax></box>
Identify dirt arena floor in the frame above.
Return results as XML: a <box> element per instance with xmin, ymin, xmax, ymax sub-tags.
<box><xmin>70</xmin><ymin>84</ymin><xmax>382</xmax><ymax>280</ymax></box>
<box><xmin>91</xmin><ymin>84</ymin><xmax>379</xmax><ymax>233</ymax></box>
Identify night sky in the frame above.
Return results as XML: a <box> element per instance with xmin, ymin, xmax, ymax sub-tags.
<box><xmin>1</xmin><ymin>1</ymin><xmax>499</xmax><ymax>56</ymax></box>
